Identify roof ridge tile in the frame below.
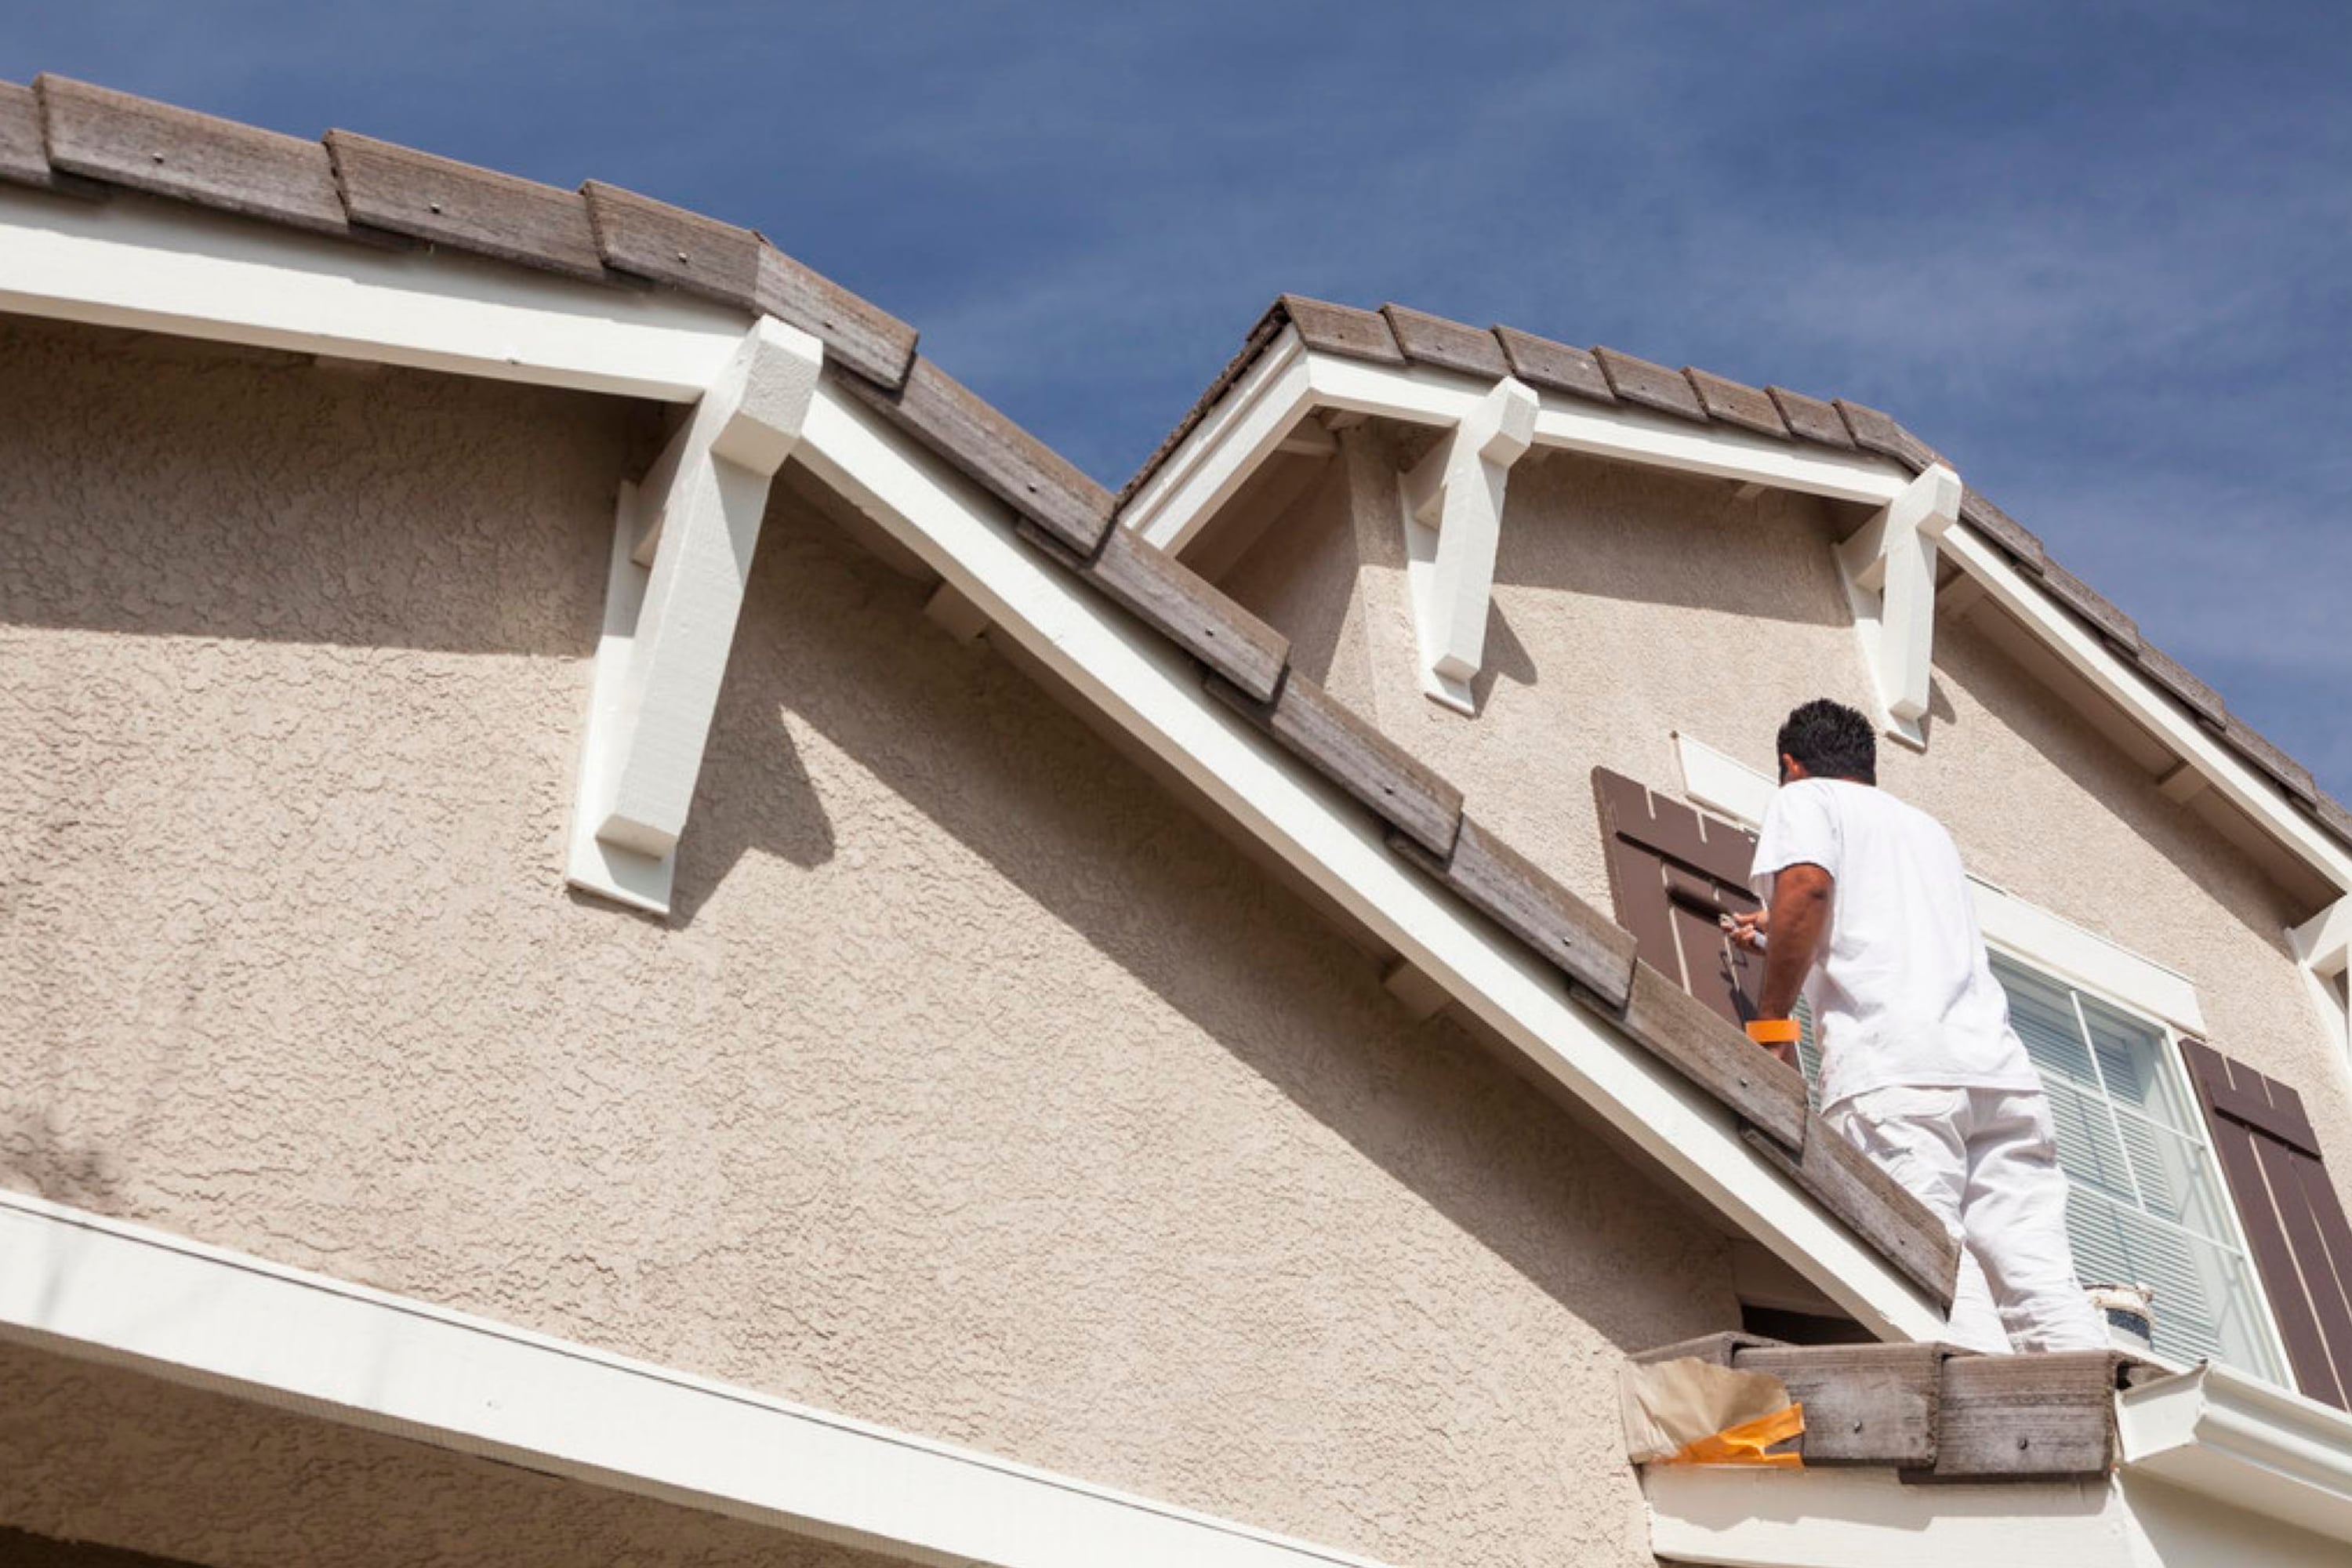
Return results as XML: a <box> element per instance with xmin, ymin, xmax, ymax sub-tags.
<box><xmin>325</xmin><ymin>127</ymin><xmax>608</xmax><ymax>281</ymax></box>
<box><xmin>37</xmin><ymin>73</ymin><xmax>350</xmax><ymax>235</ymax></box>
<box><xmin>1685</xmin><ymin>365</ymin><xmax>1790</xmax><ymax>440</ymax></box>
<box><xmin>1592</xmin><ymin>344</ymin><xmax>1708</xmax><ymax>423</ymax></box>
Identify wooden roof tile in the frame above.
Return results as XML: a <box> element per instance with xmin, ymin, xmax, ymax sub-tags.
<box><xmin>582</xmin><ymin>180</ymin><xmax>762</xmax><ymax>309</ymax></box>
<box><xmin>1494</xmin><ymin>325</ymin><xmax>1614</xmax><ymax>405</ymax></box>
<box><xmin>326</xmin><ymin>129</ymin><xmax>606</xmax><ymax>281</ymax></box>
<box><xmin>1743</xmin><ymin>1116</ymin><xmax>1962</xmax><ymax>1309</ymax></box>
<box><xmin>2316</xmin><ymin>791</ymin><xmax>2352</xmax><ymax>846</ymax></box>
<box><xmin>1958</xmin><ymin>485</ymin><xmax>2048</xmax><ymax>575</ymax></box>
<box><xmin>1379</xmin><ymin>303</ymin><xmax>1508</xmax><ymax>379</ymax></box>
<box><xmin>1210</xmin><ymin>670</ymin><xmax>1462</xmax><ymax>857</ymax></box>
<box><xmin>1686</xmin><ymin>367</ymin><xmax>1789</xmax><ymax>439</ymax></box>
<box><xmin>38</xmin><ymin>74</ymin><xmax>348</xmax><ymax>234</ymax></box>
<box><xmin>2136</xmin><ymin>643</ymin><xmax>2229</xmax><ymax>729</ymax></box>
<box><xmin>1593</xmin><ymin>346</ymin><xmax>1708</xmax><ymax>423</ymax></box>
<box><xmin>1277</xmin><ymin>294</ymin><xmax>1403</xmax><ymax>364</ymax></box>
<box><xmin>2223</xmin><ymin>715</ymin><xmax>2320</xmax><ymax>805</ymax></box>
<box><xmin>1834</xmin><ymin>398</ymin><xmax>1944</xmax><ymax>473</ymax></box>
<box><xmin>1388</xmin><ymin>815</ymin><xmax>1640</xmax><ymax>1011</ymax></box>
<box><xmin>1080</xmin><ymin>525</ymin><xmax>1289</xmax><ymax>702</ymax></box>
<box><xmin>1766</xmin><ymin>385</ymin><xmax>1857</xmax><ymax>450</ymax></box>
<box><xmin>837</xmin><ymin>358</ymin><xmax>1113</xmax><ymax>555</ymax></box>
<box><xmin>753</xmin><ymin>243</ymin><xmax>919</xmax><ymax>390</ymax></box>
<box><xmin>0</xmin><ymin>80</ymin><xmax>64</xmax><ymax>191</ymax></box>
<box><xmin>2039</xmin><ymin>559</ymin><xmax>2141</xmax><ymax>654</ymax></box>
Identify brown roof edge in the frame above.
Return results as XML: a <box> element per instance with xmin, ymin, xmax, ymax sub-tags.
<box><xmin>5</xmin><ymin>74</ymin><xmax>919</xmax><ymax>392</ymax></box>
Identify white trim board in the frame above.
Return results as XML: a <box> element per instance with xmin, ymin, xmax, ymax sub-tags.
<box><xmin>0</xmin><ymin>1189</ymin><xmax>1396</xmax><ymax>1568</ymax></box>
<box><xmin>1668</xmin><ymin>731</ymin><xmax>2206</xmax><ymax>1033</ymax></box>
<box><xmin>1640</xmin><ymin>1455</ymin><xmax>2352</xmax><ymax>1568</ymax></box>
<box><xmin>1127</xmin><ymin>343</ymin><xmax>1913</xmax><ymax>557</ymax></box>
<box><xmin>794</xmin><ymin>382</ymin><xmax>1947</xmax><ymax>1343</ymax></box>
<box><xmin>0</xmin><ymin>184</ymin><xmax>753</xmax><ymax>401</ymax></box>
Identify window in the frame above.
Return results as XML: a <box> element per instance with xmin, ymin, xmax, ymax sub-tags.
<box><xmin>1795</xmin><ymin>955</ymin><xmax>2285</xmax><ymax>1377</ymax></box>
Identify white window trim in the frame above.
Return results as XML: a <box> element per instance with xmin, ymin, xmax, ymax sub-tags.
<box><xmin>1987</xmin><ymin>952</ymin><xmax>2296</xmax><ymax>1385</ymax></box>
<box><xmin>1669</xmin><ymin>731</ymin><xmax>2206</xmax><ymax>1033</ymax></box>
<box><xmin>0</xmin><ymin>1189</ymin><xmax>1396</xmax><ymax>1568</ymax></box>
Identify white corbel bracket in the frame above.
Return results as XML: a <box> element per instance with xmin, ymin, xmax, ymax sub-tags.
<box><xmin>1836</xmin><ymin>462</ymin><xmax>1962</xmax><ymax>749</ymax></box>
<box><xmin>1396</xmin><ymin>376</ymin><xmax>1539</xmax><ymax>713</ymax></box>
<box><xmin>566</xmin><ymin>317</ymin><xmax>824</xmax><ymax>915</ymax></box>
<box><xmin>2295</xmin><ymin>897</ymin><xmax>2352</xmax><ymax>981</ymax></box>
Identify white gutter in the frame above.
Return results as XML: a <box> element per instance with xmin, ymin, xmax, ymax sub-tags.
<box><xmin>0</xmin><ymin>1189</ymin><xmax>1396</xmax><ymax>1568</ymax></box>
<box><xmin>2119</xmin><ymin>1361</ymin><xmax>2352</xmax><ymax>1546</ymax></box>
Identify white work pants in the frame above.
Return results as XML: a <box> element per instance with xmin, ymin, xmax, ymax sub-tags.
<box><xmin>1826</xmin><ymin>1085</ymin><xmax>2109</xmax><ymax>1355</ymax></box>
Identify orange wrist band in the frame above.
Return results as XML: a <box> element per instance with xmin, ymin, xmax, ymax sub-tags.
<box><xmin>1744</xmin><ymin>1018</ymin><xmax>1800</xmax><ymax>1045</ymax></box>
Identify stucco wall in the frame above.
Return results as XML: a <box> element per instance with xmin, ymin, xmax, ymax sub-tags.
<box><xmin>0</xmin><ymin>1340</ymin><xmax>893</xmax><ymax>1568</ymax></box>
<box><xmin>0</xmin><ymin>319</ymin><xmax>1737</xmax><ymax>1568</ymax></box>
<box><xmin>1221</xmin><ymin>428</ymin><xmax>2352</xmax><ymax>1243</ymax></box>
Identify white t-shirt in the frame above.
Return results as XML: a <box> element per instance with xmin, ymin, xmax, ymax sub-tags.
<box><xmin>1751</xmin><ymin>778</ymin><xmax>2042</xmax><ymax>1112</ymax></box>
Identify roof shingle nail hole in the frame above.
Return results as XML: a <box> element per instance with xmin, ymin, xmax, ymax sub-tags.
<box><xmin>428</xmin><ymin>201</ymin><xmax>443</xmax><ymax>214</ymax></box>
<box><xmin>150</xmin><ymin>151</ymin><xmax>165</xmax><ymax>163</ymax></box>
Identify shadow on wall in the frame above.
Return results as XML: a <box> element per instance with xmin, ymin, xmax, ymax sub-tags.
<box><xmin>0</xmin><ymin>318</ymin><xmax>655</xmax><ymax>659</ymax></box>
<box><xmin>657</xmin><ymin>489</ymin><xmax>1729</xmax><ymax>1354</ymax></box>
<box><xmin>1494</xmin><ymin>454</ymin><xmax>1852</xmax><ymax>630</ymax></box>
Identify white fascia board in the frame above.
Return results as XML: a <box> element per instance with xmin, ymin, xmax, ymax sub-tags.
<box><xmin>1668</xmin><ymin>731</ymin><xmax>2206</xmax><ymax>1033</ymax></box>
<box><xmin>796</xmin><ymin>381</ymin><xmax>1947</xmax><ymax>1343</ymax></box>
<box><xmin>1641</xmin><ymin>1461</ymin><xmax>2352</xmax><ymax>1568</ymax></box>
<box><xmin>1303</xmin><ymin>352</ymin><xmax>1916</xmax><ymax>507</ymax></box>
<box><xmin>1127</xmin><ymin>326</ymin><xmax>1316</xmax><ymax>551</ymax></box>
<box><xmin>1942</xmin><ymin>525</ymin><xmax>2352</xmax><ymax>898</ymax></box>
<box><xmin>0</xmin><ymin>1189</ymin><xmax>1396</xmax><ymax>1568</ymax></box>
<box><xmin>2119</xmin><ymin>1362</ymin><xmax>2352</xmax><ymax>1547</ymax></box>
<box><xmin>1640</xmin><ymin>1465</ymin><xmax>2137</xmax><ymax>1568</ymax></box>
<box><xmin>0</xmin><ymin>184</ymin><xmax>750</xmax><ymax>401</ymax></box>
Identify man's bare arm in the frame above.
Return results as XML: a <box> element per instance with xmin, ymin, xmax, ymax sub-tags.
<box><xmin>1757</xmin><ymin>862</ymin><xmax>1833</xmax><ymax>1020</ymax></box>
<box><xmin>1744</xmin><ymin>862</ymin><xmax>1832</xmax><ymax>1068</ymax></box>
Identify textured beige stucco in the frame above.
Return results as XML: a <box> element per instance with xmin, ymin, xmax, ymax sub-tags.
<box><xmin>1221</xmin><ymin>428</ymin><xmax>2352</xmax><ymax>1237</ymax></box>
<box><xmin>0</xmin><ymin>1338</ymin><xmax>896</xmax><ymax>1567</ymax></box>
<box><xmin>0</xmin><ymin>320</ymin><xmax>1737</xmax><ymax>1567</ymax></box>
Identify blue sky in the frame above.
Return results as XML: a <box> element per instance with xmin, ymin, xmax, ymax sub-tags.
<box><xmin>8</xmin><ymin>2</ymin><xmax>2347</xmax><ymax>797</ymax></box>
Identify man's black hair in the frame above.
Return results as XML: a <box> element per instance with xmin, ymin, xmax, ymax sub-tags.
<box><xmin>1777</xmin><ymin>699</ymin><xmax>1877</xmax><ymax>785</ymax></box>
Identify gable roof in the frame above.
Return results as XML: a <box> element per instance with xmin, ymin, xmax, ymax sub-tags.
<box><xmin>1122</xmin><ymin>293</ymin><xmax>2352</xmax><ymax>856</ymax></box>
<box><xmin>0</xmin><ymin>71</ymin><xmax>2325</xmax><ymax>1336</ymax></box>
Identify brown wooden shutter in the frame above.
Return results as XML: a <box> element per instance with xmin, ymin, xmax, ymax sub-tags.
<box><xmin>2181</xmin><ymin>1040</ymin><xmax>2352</xmax><ymax>1410</ymax></box>
<box><xmin>1592</xmin><ymin>767</ymin><xmax>1763</xmax><ymax>1029</ymax></box>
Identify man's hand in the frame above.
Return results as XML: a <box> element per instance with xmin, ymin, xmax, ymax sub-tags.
<box><xmin>1722</xmin><ymin>908</ymin><xmax>1769</xmax><ymax>953</ymax></box>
